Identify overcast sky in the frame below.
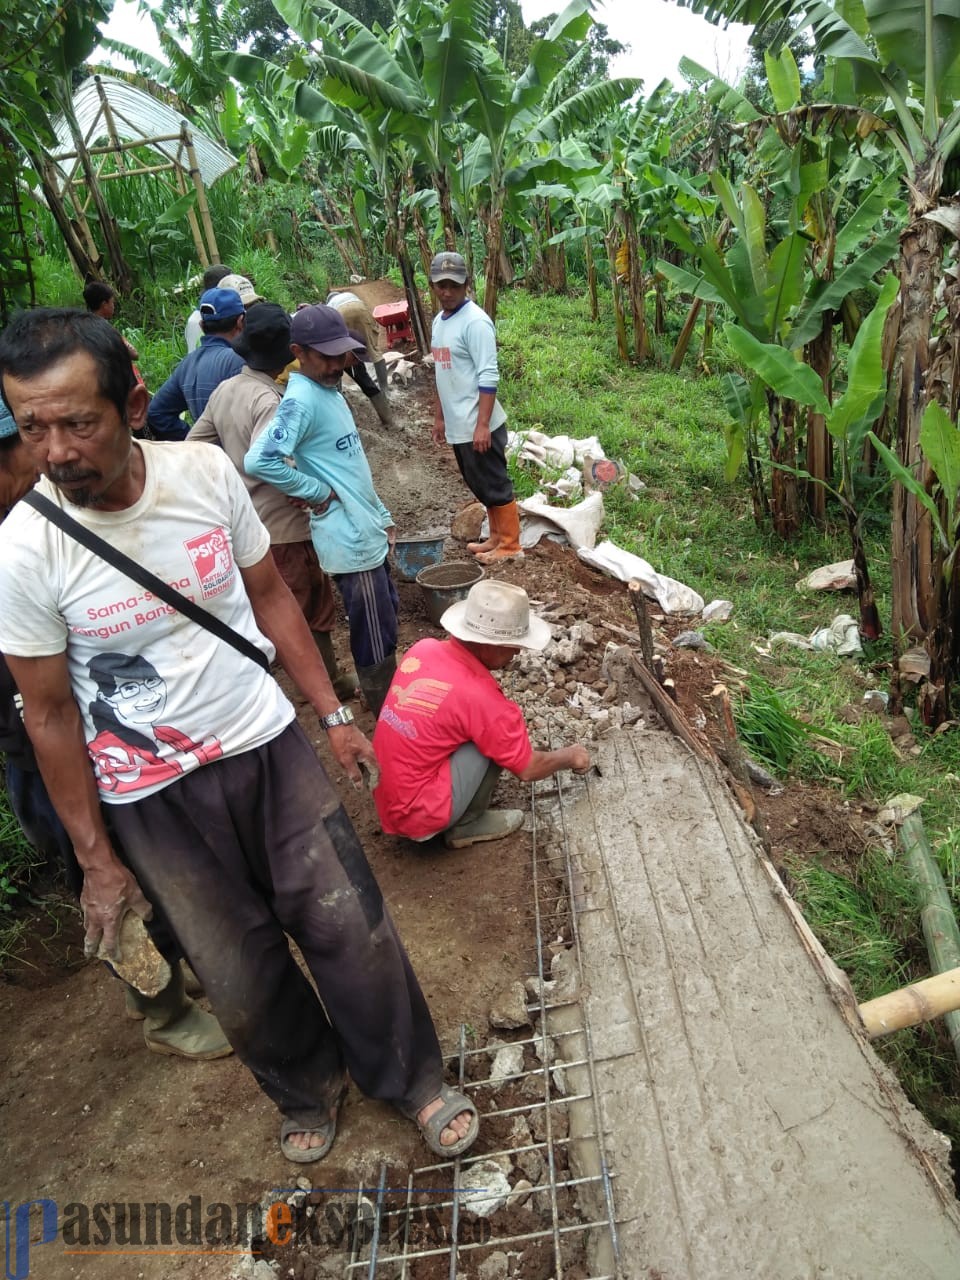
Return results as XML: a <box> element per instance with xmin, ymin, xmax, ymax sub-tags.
<box><xmin>101</xmin><ymin>0</ymin><xmax>753</xmax><ymax>89</ymax></box>
<box><xmin>520</xmin><ymin>0</ymin><xmax>753</xmax><ymax>89</ymax></box>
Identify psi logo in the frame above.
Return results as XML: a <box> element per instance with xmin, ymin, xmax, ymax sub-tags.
<box><xmin>183</xmin><ymin>527</ymin><xmax>233</xmax><ymax>599</ymax></box>
<box><xmin>3</xmin><ymin>1200</ymin><xmax>57</xmax><ymax>1279</ymax></box>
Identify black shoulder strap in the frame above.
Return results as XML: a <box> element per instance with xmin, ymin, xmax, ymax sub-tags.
<box><xmin>23</xmin><ymin>490</ymin><xmax>270</xmax><ymax>672</ymax></box>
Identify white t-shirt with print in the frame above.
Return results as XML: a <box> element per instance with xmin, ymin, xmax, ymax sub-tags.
<box><xmin>0</xmin><ymin>441</ymin><xmax>294</xmax><ymax>803</ymax></box>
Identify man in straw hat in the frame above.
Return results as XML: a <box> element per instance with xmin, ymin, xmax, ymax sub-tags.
<box><xmin>372</xmin><ymin>580</ymin><xmax>591</xmax><ymax>847</ymax></box>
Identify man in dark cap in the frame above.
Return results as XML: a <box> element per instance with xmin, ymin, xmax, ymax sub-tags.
<box><xmin>245</xmin><ymin>304</ymin><xmax>399</xmax><ymax>716</ymax></box>
<box><xmin>189</xmin><ymin>304</ymin><xmax>356</xmax><ymax>699</ymax></box>
<box><xmin>430</xmin><ymin>250</ymin><xmax>522</xmax><ymax>563</ymax></box>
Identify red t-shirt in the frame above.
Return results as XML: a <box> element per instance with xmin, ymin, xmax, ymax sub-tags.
<box><xmin>373</xmin><ymin>637</ymin><xmax>533</xmax><ymax>839</ymax></box>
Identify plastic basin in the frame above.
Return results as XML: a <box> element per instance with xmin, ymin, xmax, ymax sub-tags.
<box><xmin>416</xmin><ymin>561</ymin><xmax>485</xmax><ymax>626</ymax></box>
<box><xmin>394</xmin><ymin>534</ymin><xmax>445</xmax><ymax>581</ymax></box>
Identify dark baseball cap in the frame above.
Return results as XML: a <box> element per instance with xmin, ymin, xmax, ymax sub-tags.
<box><xmin>233</xmin><ymin>303</ymin><xmax>292</xmax><ymax>371</ymax></box>
<box><xmin>290</xmin><ymin>304</ymin><xmax>365</xmax><ymax>356</ymax></box>
<box><xmin>199</xmin><ymin>287</ymin><xmax>244</xmax><ymax>321</ymax></box>
<box><xmin>429</xmin><ymin>251</ymin><xmax>468</xmax><ymax>284</ymax></box>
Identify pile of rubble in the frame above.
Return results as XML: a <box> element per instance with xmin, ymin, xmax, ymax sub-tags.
<box><xmin>501</xmin><ymin>619</ymin><xmax>646</xmax><ymax>745</ymax></box>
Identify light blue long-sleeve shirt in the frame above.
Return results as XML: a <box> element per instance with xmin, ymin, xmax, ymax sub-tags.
<box><xmin>431</xmin><ymin>299</ymin><xmax>507</xmax><ymax>445</ymax></box>
<box><xmin>243</xmin><ymin>372</ymin><xmax>392</xmax><ymax>574</ymax></box>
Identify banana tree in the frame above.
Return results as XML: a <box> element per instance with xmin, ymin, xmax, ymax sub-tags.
<box><xmin>725</xmin><ymin>274</ymin><xmax>901</xmax><ymax>638</ymax></box>
<box><xmin>869</xmin><ymin>400</ymin><xmax>960</xmax><ymax>721</ymax></box>
<box><xmin>668</xmin><ymin>0</ymin><xmax>960</xmax><ymax>718</ymax></box>
<box><xmin>682</xmin><ymin>49</ymin><xmax>898</xmax><ymax>517</ymax></box>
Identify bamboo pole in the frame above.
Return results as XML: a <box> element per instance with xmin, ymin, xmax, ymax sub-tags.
<box><xmin>182</xmin><ymin>127</ymin><xmax>218</xmax><ymax>266</ymax></box>
<box><xmin>898</xmin><ymin>813</ymin><xmax>960</xmax><ymax>1063</ymax></box>
<box><xmin>51</xmin><ymin>133</ymin><xmax>189</xmax><ymax>163</ymax></box>
<box><xmin>174</xmin><ymin>157</ymin><xmax>208</xmax><ymax>270</ymax></box>
<box><xmin>96</xmin><ymin>164</ymin><xmax>176</xmax><ymax>180</ymax></box>
<box><xmin>859</xmin><ymin>966</ymin><xmax>960</xmax><ymax>1038</ymax></box>
<box><xmin>94</xmin><ymin>76</ymin><xmax>126</xmax><ymax>177</ymax></box>
<box><xmin>627</xmin><ymin>580</ymin><xmax>655</xmax><ymax>671</ymax></box>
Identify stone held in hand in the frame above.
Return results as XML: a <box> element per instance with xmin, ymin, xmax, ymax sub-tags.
<box><xmin>97</xmin><ymin>910</ymin><xmax>171</xmax><ymax>997</ymax></box>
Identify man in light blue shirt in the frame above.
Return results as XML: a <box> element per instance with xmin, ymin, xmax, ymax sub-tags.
<box><xmin>430</xmin><ymin>250</ymin><xmax>522</xmax><ymax>563</ymax></box>
<box><xmin>245</xmin><ymin>305</ymin><xmax>398</xmax><ymax>715</ymax></box>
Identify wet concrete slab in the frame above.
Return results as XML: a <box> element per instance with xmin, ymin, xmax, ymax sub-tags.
<box><xmin>557</xmin><ymin>725</ymin><xmax>960</xmax><ymax>1279</ymax></box>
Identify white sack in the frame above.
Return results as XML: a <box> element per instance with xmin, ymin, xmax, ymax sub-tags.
<box><xmin>518</xmin><ymin>491</ymin><xmax>605</xmax><ymax>550</ymax></box>
<box><xmin>577</xmin><ymin>539</ymin><xmax>705</xmax><ymax>615</ymax></box>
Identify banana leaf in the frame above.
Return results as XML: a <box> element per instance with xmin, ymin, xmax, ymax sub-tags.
<box><xmin>724</xmin><ymin>324</ymin><xmax>832</xmax><ymax>414</ymax></box>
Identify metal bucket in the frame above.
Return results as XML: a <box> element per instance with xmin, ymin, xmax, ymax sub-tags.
<box><xmin>416</xmin><ymin>561</ymin><xmax>485</xmax><ymax>626</ymax></box>
<box><xmin>393</xmin><ymin>533</ymin><xmax>446</xmax><ymax>581</ymax></box>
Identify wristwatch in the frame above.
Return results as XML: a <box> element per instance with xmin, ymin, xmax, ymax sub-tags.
<box><xmin>319</xmin><ymin>705</ymin><xmax>355</xmax><ymax>730</ymax></box>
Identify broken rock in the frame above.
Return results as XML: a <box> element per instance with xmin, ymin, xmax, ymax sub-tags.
<box><xmin>489</xmin><ymin>1044</ymin><xmax>525</xmax><ymax>1085</ymax></box>
<box><xmin>451</xmin><ymin>501</ymin><xmax>486</xmax><ymax>542</ymax></box>
<box><xmin>489</xmin><ymin>981</ymin><xmax>531</xmax><ymax>1030</ymax></box>
<box><xmin>460</xmin><ymin>1161</ymin><xmax>512</xmax><ymax>1217</ymax></box>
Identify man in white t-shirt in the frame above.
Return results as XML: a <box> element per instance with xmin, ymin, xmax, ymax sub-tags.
<box><xmin>430</xmin><ymin>250</ymin><xmax>522</xmax><ymax>563</ymax></box>
<box><xmin>0</xmin><ymin>308</ymin><xmax>479</xmax><ymax>1166</ymax></box>
<box><xmin>184</xmin><ymin>263</ymin><xmax>231</xmax><ymax>352</ymax></box>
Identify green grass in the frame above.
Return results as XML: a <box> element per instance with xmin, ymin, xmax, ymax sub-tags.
<box><xmin>496</xmin><ymin>286</ymin><xmax>960</xmax><ymax>1156</ymax></box>
<box><xmin>0</xmin><ymin>778</ymin><xmax>42</xmax><ymax>963</ymax></box>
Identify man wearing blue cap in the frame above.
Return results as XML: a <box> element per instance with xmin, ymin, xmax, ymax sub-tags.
<box><xmin>244</xmin><ymin>304</ymin><xmax>399</xmax><ymax>716</ymax></box>
<box><xmin>147</xmin><ymin>287</ymin><xmax>246</xmax><ymax>440</ymax></box>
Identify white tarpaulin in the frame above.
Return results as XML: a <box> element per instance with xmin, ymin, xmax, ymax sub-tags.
<box><xmin>49</xmin><ymin>76</ymin><xmax>237</xmax><ymax>189</ymax></box>
<box><xmin>518</xmin><ymin>492</ymin><xmax>605</xmax><ymax>550</ymax></box>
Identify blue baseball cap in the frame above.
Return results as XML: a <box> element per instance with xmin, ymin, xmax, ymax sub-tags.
<box><xmin>199</xmin><ymin>287</ymin><xmax>244</xmax><ymax>321</ymax></box>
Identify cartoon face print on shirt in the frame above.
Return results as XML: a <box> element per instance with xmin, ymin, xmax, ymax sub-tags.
<box><xmin>86</xmin><ymin>652</ymin><xmax>222</xmax><ymax>795</ymax></box>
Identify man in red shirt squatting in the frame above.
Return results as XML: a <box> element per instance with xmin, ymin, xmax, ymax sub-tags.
<box><xmin>373</xmin><ymin>581</ymin><xmax>591</xmax><ymax>847</ymax></box>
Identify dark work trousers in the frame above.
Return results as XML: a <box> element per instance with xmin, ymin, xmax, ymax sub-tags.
<box><xmin>452</xmin><ymin>425</ymin><xmax>514</xmax><ymax>508</ymax></box>
<box><xmin>104</xmin><ymin>722</ymin><xmax>444</xmax><ymax>1126</ymax></box>
<box><xmin>333</xmin><ymin>560</ymin><xmax>399</xmax><ymax>669</ymax></box>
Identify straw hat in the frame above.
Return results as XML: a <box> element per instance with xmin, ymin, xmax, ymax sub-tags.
<box><xmin>441</xmin><ymin>581</ymin><xmax>551</xmax><ymax>651</ymax></box>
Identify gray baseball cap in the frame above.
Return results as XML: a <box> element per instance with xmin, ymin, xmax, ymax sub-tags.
<box><xmin>429</xmin><ymin>251</ymin><xmax>468</xmax><ymax>284</ymax></box>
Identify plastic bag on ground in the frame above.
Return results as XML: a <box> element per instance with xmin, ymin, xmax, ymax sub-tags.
<box><xmin>796</xmin><ymin>560</ymin><xmax>856</xmax><ymax>593</ymax></box>
<box><xmin>769</xmin><ymin>613</ymin><xmax>862</xmax><ymax>657</ymax></box>
<box><xmin>577</xmin><ymin>540</ymin><xmax>705</xmax><ymax>615</ymax></box>
<box><xmin>507</xmin><ymin>429</ymin><xmax>605</xmax><ymax>470</ymax></box>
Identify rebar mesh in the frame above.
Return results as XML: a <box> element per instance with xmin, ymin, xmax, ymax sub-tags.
<box><xmin>340</xmin><ymin>775</ymin><xmax>622</xmax><ymax>1279</ymax></box>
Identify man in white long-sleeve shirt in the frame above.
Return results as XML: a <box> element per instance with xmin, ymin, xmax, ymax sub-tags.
<box><xmin>430</xmin><ymin>250</ymin><xmax>522</xmax><ymax>564</ymax></box>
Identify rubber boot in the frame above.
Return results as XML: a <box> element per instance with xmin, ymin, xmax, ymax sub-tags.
<box><xmin>125</xmin><ymin>959</ymin><xmax>202</xmax><ymax>1019</ymax></box>
<box><xmin>369</xmin><ymin>392</ymin><xmax>394</xmax><ymax>426</ymax></box>
<box><xmin>475</xmin><ymin>500</ymin><xmax>524</xmax><ymax>564</ymax></box>
<box><xmin>127</xmin><ymin>965</ymin><xmax>233</xmax><ymax>1060</ymax></box>
<box><xmin>467</xmin><ymin>506</ymin><xmax>499</xmax><ymax>557</ymax></box>
<box><xmin>443</xmin><ymin>761</ymin><xmax>518</xmax><ymax>849</ymax></box>
<box><xmin>374</xmin><ymin>359</ymin><xmax>389</xmax><ymax>394</ymax></box>
<box><xmin>315</xmin><ymin>631</ymin><xmax>359</xmax><ymax>701</ymax></box>
<box><xmin>356</xmin><ymin>654</ymin><xmax>397</xmax><ymax>718</ymax></box>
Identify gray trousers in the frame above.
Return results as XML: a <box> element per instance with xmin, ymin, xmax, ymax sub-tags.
<box><xmin>105</xmin><ymin>722</ymin><xmax>443</xmax><ymax>1125</ymax></box>
<box><xmin>412</xmin><ymin>743</ymin><xmax>502</xmax><ymax>842</ymax></box>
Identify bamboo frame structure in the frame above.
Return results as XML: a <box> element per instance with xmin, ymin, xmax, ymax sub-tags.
<box><xmin>45</xmin><ymin>75</ymin><xmax>236</xmax><ymax>286</ymax></box>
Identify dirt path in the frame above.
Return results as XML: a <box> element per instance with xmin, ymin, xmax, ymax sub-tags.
<box><xmin>0</xmin><ymin>369</ymin><xmax>605</xmax><ymax>1280</ymax></box>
